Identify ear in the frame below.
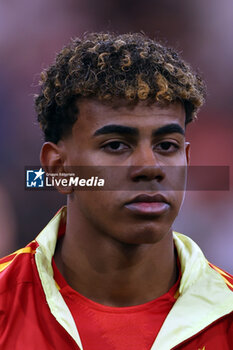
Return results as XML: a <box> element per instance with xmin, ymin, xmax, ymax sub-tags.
<box><xmin>185</xmin><ymin>142</ymin><xmax>191</xmax><ymax>165</ymax></box>
<box><xmin>40</xmin><ymin>142</ymin><xmax>73</xmax><ymax>195</ymax></box>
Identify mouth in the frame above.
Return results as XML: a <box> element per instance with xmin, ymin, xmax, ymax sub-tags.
<box><xmin>124</xmin><ymin>193</ymin><xmax>170</xmax><ymax>216</ymax></box>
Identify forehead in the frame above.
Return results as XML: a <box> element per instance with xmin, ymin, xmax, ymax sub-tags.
<box><xmin>71</xmin><ymin>98</ymin><xmax>186</xmax><ymax>136</ymax></box>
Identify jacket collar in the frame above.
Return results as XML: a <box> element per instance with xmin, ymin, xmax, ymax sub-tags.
<box><xmin>35</xmin><ymin>207</ymin><xmax>84</xmax><ymax>349</ymax></box>
<box><xmin>151</xmin><ymin>232</ymin><xmax>233</xmax><ymax>349</ymax></box>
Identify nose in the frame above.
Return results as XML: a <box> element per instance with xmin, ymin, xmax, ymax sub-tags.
<box><xmin>128</xmin><ymin>145</ymin><xmax>165</xmax><ymax>182</ymax></box>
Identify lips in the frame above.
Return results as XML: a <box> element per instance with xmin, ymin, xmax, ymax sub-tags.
<box><xmin>126</xmin><ymin>193</ymin><xmax>169</xmax><ymax>204</ymax></box>
<box><xmin>124</xmin><ymin>193</ymin><xmax>170</xmax><ymax>216</ymax></box>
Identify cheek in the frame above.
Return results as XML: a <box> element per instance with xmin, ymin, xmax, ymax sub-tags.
<box><xmin>175</xmin><ymin>190</ymin><xmax>186</xmax><ymax>207</ymax></box>
<box><xmin>163</xmin><ymin>163</ymin><xmax>186</xmax><ymax>217</ymax></box>
<box><xmin>163</xmin><ymin>164</ymin><xmax>187</xmax><ymax>192</ymax></box>
<box><xmin>74</xmin><ymin>191</ymin><xmax>115</xmax><ymax>220</ymax></box>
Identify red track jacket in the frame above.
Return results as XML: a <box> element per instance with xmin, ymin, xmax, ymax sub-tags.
<box><xmin>0</xmin><ymin>207</ymin><xmax>233</xmax><ymax>349</ymax></box>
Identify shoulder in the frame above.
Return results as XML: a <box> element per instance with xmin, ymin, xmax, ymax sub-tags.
<box><xmin>0</xmin><ymin>240</ymin><xmax>38</xmax><ymax>293</ymax></box>
<box><xmin>173</xmin><ymin>232</ymin><xmax>233</xmax><ymax>295</ymax></box>
<box><xmin>0</xmin><ymin>240</ymin><xmax>41</xmax><ymax>327</ymax></box>
<box><xmin>208</xmin><ymin>262</ymin><xmax>233</xmax><ymax>292</ymax></box>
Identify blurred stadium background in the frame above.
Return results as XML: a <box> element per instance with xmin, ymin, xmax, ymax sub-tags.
<box><xmin>0</xmin><ymin>0</ymin><xmax>232</xmax><ymax>272</ymax></box>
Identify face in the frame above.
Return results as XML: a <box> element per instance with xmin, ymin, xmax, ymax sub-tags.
<box><xmin>58</xmin><ymin>99</ymin><xmax>189</xmax><ymax>245</ymax></box>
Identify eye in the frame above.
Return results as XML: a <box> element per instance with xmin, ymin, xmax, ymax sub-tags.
<box><xmin>155</xmin><ymin>141</ymin><xmax>179</xmax><ymax>153</ymax></box>
<box><xmin>102</xmin><ymin>141</ymin><xmax>130</xmax><ymax>153</ymax></box>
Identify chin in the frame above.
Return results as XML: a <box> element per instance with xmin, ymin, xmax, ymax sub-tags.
<box><xmin>115</xmin><ymin>224</ymin><xmax>172</xmax><ymax>245</ymax></box>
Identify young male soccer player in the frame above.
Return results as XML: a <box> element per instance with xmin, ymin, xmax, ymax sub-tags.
<box><xmin>0</xmin><ymin>33</ymin><xmax>233</xmax><ymax>349</ymax></box>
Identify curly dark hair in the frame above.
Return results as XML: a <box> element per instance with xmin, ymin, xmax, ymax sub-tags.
<box><xmin>35</xmin><ymin>32</ymin><xmax>205</xmax><ymax>143</ymax></box>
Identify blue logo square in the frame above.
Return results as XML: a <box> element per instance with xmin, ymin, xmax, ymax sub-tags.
<box><xmin>26</xmin><ymin>168</ymin><xmax>45</xmax><ymax>188</ymax></box>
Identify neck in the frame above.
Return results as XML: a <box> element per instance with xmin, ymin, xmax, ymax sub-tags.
<box><xmin>54</xmin><ymin>204</ymin><xmax>178</xmax><ymax>307</ymax></box>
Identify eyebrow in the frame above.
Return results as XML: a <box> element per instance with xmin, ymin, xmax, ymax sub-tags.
<box><xmin>152</xmin><ymin>124</ymin><xmax>185</xmax><ymax>137</ymax></box>
<box><xmin>93</xmin><ymin>123</ymin><xmax>184</xmax><ymax>137</ymax></box>
<box><xmin>93</xmin><ymin>124</ymin><xmax>139</xmax><ymax>137</ymax></box>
